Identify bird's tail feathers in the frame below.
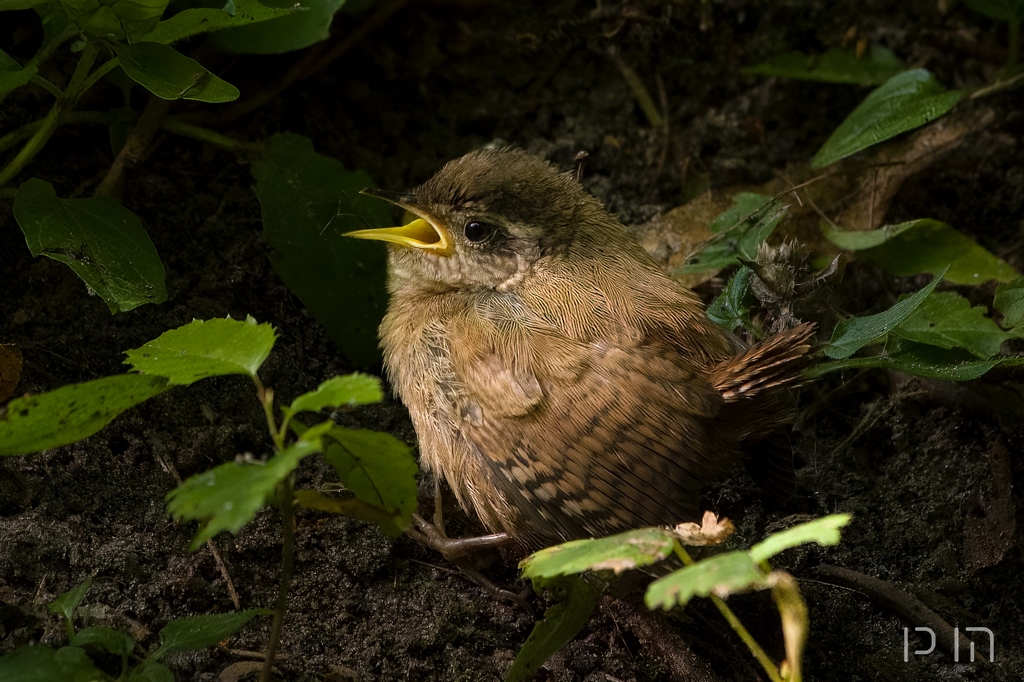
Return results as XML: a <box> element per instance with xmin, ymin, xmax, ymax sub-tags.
<box><xmin>709</xmin><ymin>322</ymin><xmax>816</xmax><ymax>401</ymax></box>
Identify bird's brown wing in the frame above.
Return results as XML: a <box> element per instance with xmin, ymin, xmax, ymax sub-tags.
<box><xmin>448</xmin><ymin>322</ymin><xmax>737</xmax><ymax>545</ymax></box>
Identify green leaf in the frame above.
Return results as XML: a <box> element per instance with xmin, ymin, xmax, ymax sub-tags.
<box><xmin>48</xmin><ymin>578</ymin><xmax>93</xmax><ymax>624</ymax></box>
<box><xmin>124</xmin><ymin>317</ymin><xmax>276</xmax><ymax>386</ymax></box>
<box><xmin>126</xmin><ymin>662</ymin><xmax>174</xmax><ymax>682</ymax></box>
<box><xmin>820</xmin><ymin>220</ymin><xmax>917</xmax><ymax>251</ymax></box>
<box><xmin>680</xmin><ymin>193</ymin><xmax>787</xmax><ymax>274</ymax></box>
<box><xmin>0</xmin><ymin>374</ymin><xmax>168</xmax><ymax>456</ymax></box>
<box><xmin>166</xmin><ymin>440</ymin><xmax>318</xmax><ymax>549</ymax></box>
<box><xmin>821</xmin><ymin>272</ymin><xmax>944</xmax><ymax>359</ymax></box>
<box><xmin>505</xmin><ymin>576</ymin><xmax>601</xmax><ymax>682</ymax></box>
<box><xmin>965</xmin><ymin>0</ymin><xmax>1024</xmax><ymax>21</ymax></box>
<box><xmin>892</xmin><ymin>291</ymin><xmax>1012</xmax><ymax>358</ymax></box>
<box><xmin>60</xmin><ymin>0</ymin><xmax>168</xmax><ymax>40</ymax></box>
<box><xmin>645</xmin><ymin>551</ymin><xmax>766</xmax><ymax>611</ymax></box>
<box><xmin>114</xmin><ymin>42</ymin><xmax>238</xmax><ymax>103</ymax></box>
<box><xmin>71</xmin><ymin>626</ymin><xmax>136</xmax><ymax>658</ymax></box>
<box><xmin>749</xmin><ymin>514</ymin><xmax>852</xmax><ymax>564</ymax></box>
<box><xmin>141</xmin><ymin>0</ymin><xmax>295</xmax><ymax>44</ymax></box>
<box><xmin>995</xmin><ymin>277</ymin><xmax>1024</xmax><ymax>327</ymax></box>
<box><xmin>286</xmin><ymin>373</ymin><xmax>383</xmax><ymax>416</ymax></box>
<box><xmin>807</xmin><ymin>340</ymin><xmax>1003</xmax><ymax>381</ymax></box>
<box><xmin>13</xmin><ymin>178</ymin><xmax>167</xmax><ymax>313</ymax></box>
<box><xmin>884</xmin><ymin>337</ymin><xmax>1004</xmax><ymax>380</ymax></box>
<box><xmin>252</xmin><ymin>132</ymin><xmax>390</xmax><ymax>367</ymax></box>
<box><xmin>0</xmin><ymin>645</ymin><xmax>107</xmax><ymax>682</ymax></box>
<box><xmin>211</xmin><ymin>0</ymin><xmax>345</xmax><ymax>54</ymax></box>
<box><xmin>322</xmin><ymin>426</ymin><xmax>418</xmax><ymax>538</ymax></box>
<box><xmin>520</xmin><ymin>528</ymin><xmax>676</xmax><ymax>579</ymax></box>
<box><xmin>812</xmin><ymin>69</ymin><xmax>964</xmax><ymax>168</ymax></box>
<box><xmin>706</xmin><ymin>266</ymin><xmax>755</xmax><ymax>332</ymax></box>
<box><xmin>742</xmin><ymin>45</ymin><xmax>904</xmax><ymax>85</ymax></box>
<box><xmin>1</xmin><ymin>49</ymin><xmax>37</xmax><ymax>97</ymax></box>
<box><xmin>829</xmin><ymin>219</ymin><xmax>1019</xmax><ymax>285</ymax></box>
<box><xmin>152</xmin><ymin>610</ymin><xmax>270</xmax><ymax>658</ymax></box>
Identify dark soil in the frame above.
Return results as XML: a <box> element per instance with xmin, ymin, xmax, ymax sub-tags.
<box><xmin>2</xmin><ymin>1</ymin><xmax>1023</xmax><ymax>681</ymax></box>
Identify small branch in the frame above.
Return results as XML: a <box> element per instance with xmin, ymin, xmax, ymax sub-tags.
<box><xmin>94</xmin><ymin>95</ymin><xmax>173</xmax><ymax>199</ymax></box>
<box><xmin>161</xmin><ymin>118</ymin><xmax>261</xmax><ymax>153</ymax></box>
<box><xmin>30</xmin><ymin>75</ymin><xmax>62</xmax><ymax>99</ymax></box>
<box><xmin>79</xmin><ymin>58</ymin><xmax>120</xmax><ymax>97</ymax></box>
<box><xmin>0</xmin><ymin>22</ymin><xmax>77</xmax><ymax>107</ymax></box>
<box><xmin>0</xmin><ymin>111</ymin><xmax>113</xmax><ymax>155</ymax></box>
<box><xmin>260</xmin><ymin>479</ymin><xmax>296</xmax><ymax>682</ymax></box>
<box><xmin>0</xmin><ymin>40</ymin><xmax>99</xmax><ymax>190</ymax></box>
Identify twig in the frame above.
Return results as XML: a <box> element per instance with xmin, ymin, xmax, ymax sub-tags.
<box><xmin>812</xmin><ymin>564</ymin><xmax>984</xmax><ymax>664</ymax></box>
<box><xmin>94</xmin><ymin>96</ymin><xmax>173</xmax><ymax>199</ymax></box>
<box><xmin>260</xmin><ymin>479</ymin><xmax>297</xmax><ymax>682</ymax></box>
<box><xmin>154</xmin><ymin>451</ymin><xmax>242</xmax><ymax>610</ymax></box>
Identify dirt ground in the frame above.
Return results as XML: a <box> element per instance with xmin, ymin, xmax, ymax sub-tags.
<box><xmin>1</xmin><ymin>1</ymin><xmax>1022</xmax><ymax>680</ymax></box>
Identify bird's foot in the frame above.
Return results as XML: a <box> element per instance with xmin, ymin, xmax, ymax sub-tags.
<box><xmin>406</xmin><ymin>513</ymin><xmax>531</xmax><ymax>613</ymax></box>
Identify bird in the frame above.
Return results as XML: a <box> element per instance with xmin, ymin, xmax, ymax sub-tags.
<box><xmin>346</xmin><ymin>147</ymin><xmax>814</xmax><ymax>550</ymax></box>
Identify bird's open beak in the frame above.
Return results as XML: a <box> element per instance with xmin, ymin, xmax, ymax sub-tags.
<box><xmin>344</xmin><ymin>189</ymin><xmax>452</xmax><ymax>254</ymax></box>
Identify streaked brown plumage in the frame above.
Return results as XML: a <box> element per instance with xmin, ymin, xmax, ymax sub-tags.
<box><xmin>347</xmin><ymin>148</ymin><xmax>813</xmax><ymax>548</ymax></box>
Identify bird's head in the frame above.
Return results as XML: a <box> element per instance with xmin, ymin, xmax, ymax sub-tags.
<box><xmin>345</xmin><ymin>147</ymin><xmax>621</xmax><ymax>290</ymax></box>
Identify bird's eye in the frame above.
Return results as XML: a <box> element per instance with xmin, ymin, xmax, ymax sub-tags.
<box><xmin>464</xmin><ymin>220</ymin><xmax>496</xmax><ymax>243</ymax></box>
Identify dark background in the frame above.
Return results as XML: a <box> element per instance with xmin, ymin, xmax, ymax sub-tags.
<box><xmin>1</xmin><ymin>1</ymin><xmax>1022</xmax><ymax>680</ymax></box>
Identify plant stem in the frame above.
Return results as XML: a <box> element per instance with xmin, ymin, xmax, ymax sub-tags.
<box><xmin>162</xmin><ymin>118</ymin><xmax>261</xmax><ymax>153</ymax></box>
<box><xmin>0</xmin><ymin>111</ymin><xmax>113</xmax><ymax>155</ymax></box>
<box><xmin>254</xmin><ymin>376</ymin><xmax>282</xmax><ymax>449</ymax></box>
<box><xmin>673</xmin><ymin>545</ymin><xmax>785</xmax><ymax>682</ymax></box>
<box><xmin>79</xmin><ymin>58</ymin><xmax>120</xmax><ymax>96</ymax></box>
<box><xmin>0</xmin><ymin>22</ymin><xmax>77</xmax><ymax>107</ymax></box>
<box><xmin>260</xmin><ymin>478</ymin><xmax>296</xmax><ymax>682</ymax></box>
<box><xmin>0</xmin><ymin>40</ymin><xmax>99</xmax><ymax>191</ymax></box>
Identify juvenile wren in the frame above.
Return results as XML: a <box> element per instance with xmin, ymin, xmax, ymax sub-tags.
<box><xmin>347</xmin><ymin>148</ymin><xmax>813</xmax><ymax>548</ymax></box>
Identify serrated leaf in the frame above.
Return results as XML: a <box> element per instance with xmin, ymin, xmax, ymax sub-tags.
<box><xmin>114</xmin><ymin>42</ymin><xmax>239</xmax><ymax>103</ymax></box>
<box><xmin>152</xmin><ymin>610</ymin><xmax>270</xmax><ymax>658</ymax></box>
<box><xmin>13</xmin><ymin>178</ymin><xmax>167</xmax><ymax>313</ymax></box>
<box><xmin>520</xmin><ymin>528</ymin><xmax>675</xmax><ymax>579</ymax></box>
<box><xmin>965</xmin><ymin>0</ymin><xmax>1024</xmax><ymax>21</ymax></box>
<box><xmin>124</xmin><ymin>317</ymin><xmax>276</xmax><ymax>386</ymax></box>
<box><xmin>821</xmin><ymin>271</ymin><xmax>943</xmax><ymax>359</ymax></box>
<box><xmin>742</xmin><ymin>45</ymin><xmax>904</xmax><ymax>85</ymax></box>
<box><xmin>286</xmin><ymin>373</ymin><xmax>383</xmax><ymax>416</ymax></box>
<box><xmin>706</xmin><ymin>266</ymin><xmax>755</xmax><ymax>332</ymax></box>
<box><xmin>505</xmin><ymin>576</ymin><xmax>600</xmax><ymax>682</ymax></box>
<box><xmin>71</xmin><ymin>626</ymin><xmax>136</xmax><ymax>657</ymax></box>
<box><xmin>680</xmin><ymin>193</ymin><xmax>786</xmax><ymax>274</ymax></box>
<box><xmin>812</xmin><ymin>69</ymin><xmax>964</xmax><ymax>168</ymax></box>
<box><xmin>166</xmin><ymin>440</ymin><xmax>318</xmax><ymax>549</ymax></box>
<box><xmin>749</xmin><ymin>514</ymin><xmax>852</xmax><ymax>564</ymax></box>
<box><xmin>141</xmin><ymin>0</ymin><xmax>295</xmax><ymax>44</ymax></box>
<box><xmin>645</xmin><ymin>551</ymin><xmax>766</xmax><ymax>611</ymax></box>
<box><xmin>892</xmin><ymin>291</ymin><xmax>1012</xmax><ymax>358</ymax></box>
<box><xmin>835</xmin><ymin>219</ymin><xmax>1019</xmax><ymax>285</ymax></box>
<box><xmin>211</xmin><ymin>0</ymin><xmax>344</xmax><ymax>54</ymax></box>
<box><xmin>48</xmin><ymin>578</ymin><xmax>93</xmax><ymax>624</ymax></box>
<box><xmin>322</xmin><ymin>426</ymin><xmax>418</xmax><ymax>537</ymax></box>
<box><xmin>0</xmin><ymin>374</ymin><xmax>169</xmax><ymax>456</ymax></box>
<box><xmin>252</xmin><ymin>133</ymin><xmax>389</xmax><ymax>367</ymax></box>
<box><xmin>994</xmin><ymin>277</ymin><xmax>1024</xmax><ymax>328</ymax></box>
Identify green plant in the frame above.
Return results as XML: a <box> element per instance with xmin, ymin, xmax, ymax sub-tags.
<box><xmin>0</xmin><ymin>316</ymin><xmax>419</xmax><ymax>680</ymax></box>
<box><xmin>0</xmin><ymin>577</ymin><xmax>269</xmax><ymax>682</ymax></box>
<box><xmin>508</xmin><ymin>514</ymin><xmax>852</xmax><ymax>682</ymax></box>
<box><xmin>1</xmin><ymin>2</ymin><xmax>390</xmax><ymax>365</ymax></box>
